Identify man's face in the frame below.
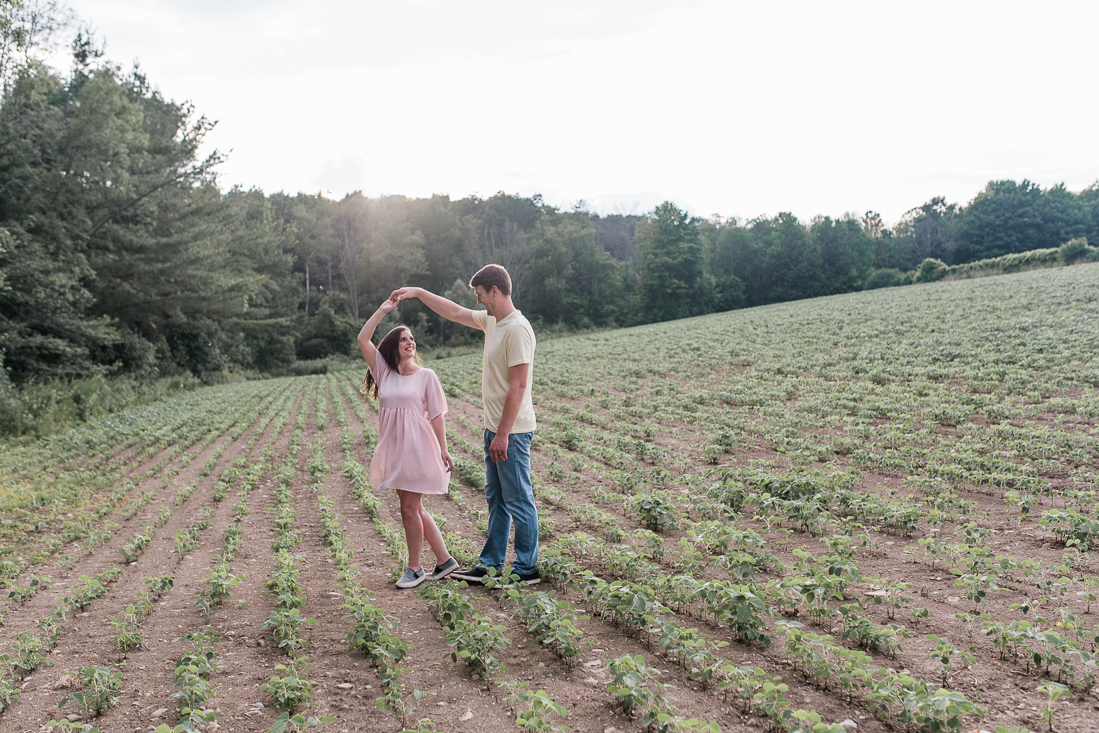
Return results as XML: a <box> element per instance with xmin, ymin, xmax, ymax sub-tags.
<box><xmin>474</xmin><ymin>285</ymin><xmax>496</xmax><ymax>316</ymax></box>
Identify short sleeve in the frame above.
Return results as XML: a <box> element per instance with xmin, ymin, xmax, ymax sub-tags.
<box><xmin>470</xmin><ymin>309</ymin><xmax>490</xmax><ymax>332</ymax></box>
<box><xmin>505</xmin><ymin>324</ymin><xmax>535</xmax><ymax>367</ymax></box>
<box><xmin>423</xmin><ymin>369</ymin><xmax>448</xmax><ymax>421</ymax></box>
<box><xmin>369</xmin><ymin>355</ymin><xmax>390</xmax><ymax>383</ymax></box>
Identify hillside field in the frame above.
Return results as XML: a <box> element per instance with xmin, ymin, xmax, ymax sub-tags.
<box><xmin>0</xmin><ymin>264</ymin><xmax>1097</xmax><ymax>733</ymax></box>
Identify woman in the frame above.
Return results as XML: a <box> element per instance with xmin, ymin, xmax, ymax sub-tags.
<box><xmin>358</xmin><ymin>297</ymin><xmax>457</xmax><ymax>588</ymax></box>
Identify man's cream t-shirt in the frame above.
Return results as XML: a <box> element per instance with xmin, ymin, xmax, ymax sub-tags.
<box><xmin>471</xmin><ymin>309</ymin><xmax>536</xmax><ymax>435</ymax></box>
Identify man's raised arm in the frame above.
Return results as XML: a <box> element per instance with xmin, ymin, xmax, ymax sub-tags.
<box><xmin>390</xmin><ymin>287</ymin><xmax>479</xmax><ymax>329</ymax></box>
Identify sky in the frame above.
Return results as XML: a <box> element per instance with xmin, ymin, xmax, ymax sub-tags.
<box><xmin>57</xmin><ymin>0</ymin><xmax>1099</xmax><ymax>225</ymax></box>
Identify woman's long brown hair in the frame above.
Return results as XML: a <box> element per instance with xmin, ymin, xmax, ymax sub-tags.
<box><xmin>362</xmin><ymin>327</ymin><xmax>422</xmax><ymax>399</ymax></box>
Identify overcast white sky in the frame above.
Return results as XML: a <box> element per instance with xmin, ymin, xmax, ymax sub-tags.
<box><xmin>62</xmin><ymin>0</ymin><xmax>1099</xmax><ymax>225</ymax></box>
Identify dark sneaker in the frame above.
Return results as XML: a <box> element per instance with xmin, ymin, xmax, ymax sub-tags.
<box><xmin>428</xmin><ymin>556</ymin><xmax>458</xmax><ymax>581</ymax></box>
<box><xmin>451</xmin><ymin>566</ymin><xmax>493</xmax><ymax>583</ymax></box>
<box><xmin>495</xmin><ymin>570</ymin><xmax>541</xmax><ymax>589</ymax></box>
<box><xmin>395</xmin><ymin>567</ymin><xmax>427</xmax><ymax>589</ymax></box>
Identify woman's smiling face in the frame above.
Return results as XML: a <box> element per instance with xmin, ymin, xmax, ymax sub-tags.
<box><xmin>398</xmin><ymin>329</ymin><xmax>416</xmax><ymax>360</ymax></box>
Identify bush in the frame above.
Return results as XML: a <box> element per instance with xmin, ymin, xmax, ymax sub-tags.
<box><xmin>914</xmin><ymin>258</ymin><xmax>949</xmax><ymax>283</ymax></box>
<box><xmin>863</xmin><ymin>268</ymin><xmax>913</xmax><ymax>290</ymax></box>
<box><xmin>947</xmin><ymin>247</ymin><xmax>1062</xmax><ymax>280</ymax></box>
<box><xmin>0</xmin><ymin>373</ymin><xmax>200</xmax><ymax>440</ymax></box>
<box><xmin>1060</xmin><ymin>237</ymin><xmax>1096</xmax><ymax>264</ymax></box>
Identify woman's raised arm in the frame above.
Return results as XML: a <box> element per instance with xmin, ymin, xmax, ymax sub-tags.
<box><xmin>357</xmin><ymin>298</ymin><xmax>397</xmax><ymax>373</ymax></box>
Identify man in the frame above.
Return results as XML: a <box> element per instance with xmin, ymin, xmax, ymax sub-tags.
<box><xmin>390</xmin><ymin>264</ymin><xmax>540</xmax><ymax>586</ymax></box>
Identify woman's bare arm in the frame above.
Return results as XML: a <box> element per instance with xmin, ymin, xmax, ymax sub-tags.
<box><xmin>357</xmin><ymin>299</ymin><xmax>398</xmax><ymax>373</ymax></box>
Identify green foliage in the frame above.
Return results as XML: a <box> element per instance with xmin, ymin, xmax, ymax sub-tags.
<box><xmin>3</xmin><ymin>26</ymin><xmax>1099</xmax><ymax>398</ymax></box>
<box><xmin>59</xmin><ymin>666</ymin><xmax>122</xmax><ymax>717</ymax></box>
<box><xmin>261</xmin><ymin>659</ymin><xmax>315</xmax><ymax>711</ymax></box>
<box><xmin>268</xmin><ymin>712</ymin><xmax>336</xmax><ymax>733</ymax></box>
<box><xmin>605</xmin><ymin>653</ymin><xmax>669</xmax><ymax>727</ymax></box>
<box><xmin>445</xmin><ymin>618</ymin><xmax>511</xmax><ymax>679</ymax></box>
<box><xmin>636</xmin><ymin>202</ymin><xmax>712</xmax><ymax>323</ymax></box>
<box><xmin>194</xmin><ymin>560</ymin><xmax>242</xmax><ymax>614</ymax></box>
<box><xmin>1060</xmin><ymin>236</ymin><xmax>1095</xmax><ymax>263</ymax></box>
<box><xmin>914</xmin><ymin>258</ymin><xmax>949</xmax><ymax>283</ymax></box>
<box><xmin>508</xmin><ymin>591</ymin><xmax>587</xmax><ymax>665</ymax></box>
<box><xmin>863</xmin><ymin>267</ymin><xmax>913</xmax><ymax>290</ymax></box>
<box><xmin>44</xmin><ymin>721</ymin><xmax>102</xmax><ymax>733</ymax></box>
<box><xmin>632</xmin><ymin>493</ymin><xmax>678</xmax><ymax>532</ymax></box>
<box><xmin>500</xmin><ymin>681</ymin><xmax>570</xmax><ymax>732</ymax></box>
<box><xmin>259</xmin><ymin>606</ymin><xmax>316</xmax><ymax>655</ymax></box>
<box><xmin>5</xmin><ymin>575</ymin><xmax>50</xmax><ymax>603</ymax></box>
<box><xmin>956</xmin><ymin>180</ymin><xmax>1090</xmax><ymax>262</ymax></box>
<box><xmin>1037</xmin><ymin>681</ymin><xmax>1070</xmax><ymax>732</ymax></box>
<box><xmin>420</xmin><ymin>582</ymin><xmax>511</xmax><ymax>679</ymax></box>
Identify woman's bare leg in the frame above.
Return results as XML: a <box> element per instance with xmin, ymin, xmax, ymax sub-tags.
<box><xmin>418</xmin><ymin>502</ymin><xmax>450</xmax><ymax>565</ymax></box>
<box><xmin>397</xmin><ymin>490</ymin><xmax>425</xmax><ymax>571</ymax></box>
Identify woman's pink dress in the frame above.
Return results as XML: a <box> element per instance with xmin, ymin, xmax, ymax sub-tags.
<box><xmin>368</xmin><ymin>357</ymin><xmax>450</xmax><ymax>494</ymax></box>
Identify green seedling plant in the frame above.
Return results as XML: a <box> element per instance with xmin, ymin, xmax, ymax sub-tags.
<box><xmin>605</xmin><ymin>654</ymin><xmax>669</xmax><ymax>729</ymax></box>
<box><xmin>59</xmin><ymin>665</ymin><xmax>122</xmax><ymax>718</ymax></box>
<box><xmin>926</xmin><ymin>635</ymin><xmax>974</xmax><ymax>687</ymax></box>
<box><xmin>446</xmin><ymin>618</ymin><xmax>510</xmax><ymax>679</ymax></box>
<box><xmin>867</xmin><ymin>580</ymin><xmax>911</xmax><ymax>620</ymax></box>
<box><xmin>44</xmin><ymin>721</ymin><xmax>103</xmax><ymax>732</ymax></box>
<box><xmin>1037</xmin><ymin>681</ymin><xmax>1070</xmax><ymax>732</ymax></box>
<box><xmin>259</xmin><ymin>607</ymin><xmax>316</xmax><ymax>654</ymax></box>
<box><xmin>170</xmin><ymin>662</ymin><xmax>215</xmax><ymax>715</ymax></box>
<box><xmin>0</xmin><ymin>674</ymin><xmax>19</xmax><ymax>712</ymax></box>
<box><xmin>109</xmin><ymin>605</ymin><xmax>143</xmax><ymax>652</ymax></box>
<box><xmin>904</xmin><ymin>686</ymin><xmax>985</xmax><ymax>733</ymax></box>
<box><xmin>398</xmin><ymin>720</ymin><xmax>438</xmax><ymax>733</ymax></box>
<box><xmin>786</xmin><ymin>709</ymin><xmax>845</xmax><ymax>733</ymax></box>
<box><xmin>500</xmin><ymin>681</ymin><xmax>570</xmax><ymax>732</ymax></box>
<box><xmin>508</xmin><ymin>590</ymin><xmax>587</xmax><ymax>665</ymax></box>
<box><xmin>911</xmin><ymin>606</ymin><xmax>932</xmax><ymax>628</ymax></box>
<box><xmin>9</xmin><ymin>630</ymin><xmax>49</xmax><ymax>676</ymax></box>
<box><xmin>268</xmin><ymin>712</ymin><xmax>337</xmax><ymax>733</ymax></box>
<box><xmin>633</xmin><ymin>493</ymin><xmax>678</xmax><ymax>532</ymax></box>
<box><xmin>6</xmin><ymin>575</ymin><xmax>51</xmax><ymax>603</ymax></box>
<box><xmin>262</xmin><ymin>658</ymin><xmax>316</xmax><ymax>711</ymax></box>
<box><xmin>1082</xmin><ymin>577</ymin><xmax>1098</xmax><ymax>614</ymax></box>
<box><xmin>194</xmin><ymin>561</ymin><xmax>242</xmax><ymax>615</ymax></box>
<box><xmin>752</xmin><ymin>676</ymin><xmax>792</xmax><ymax>730</ymax></box>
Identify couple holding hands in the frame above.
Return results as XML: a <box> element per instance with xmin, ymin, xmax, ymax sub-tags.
<box><xmin>357</xmin><ymin>264</ymin><xmax>540</xmax><ymax>589</ymax></box>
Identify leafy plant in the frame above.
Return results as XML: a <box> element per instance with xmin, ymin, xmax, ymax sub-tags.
<box><xmin>633</xmin><ymin>493</ymin><xmax>678</xmax><ymax>532</ymax></box>
<box><xmin>605</xmin><ymin>654</ymin><xmax>669</xmax><ymax>727</ymax></box>
<box><xmin>259</xmin><ymin>607</ymin><xmax>316</xmax><ymax>654</ymax></box>
<box><xmin>194</xmin><ymin>560</ymin><xmax>242</xmax><ymax>614</ymax></box>
<box><xmin>261</xmin><ymin>658</ymin><xmax>316</xmax><ymax>711</ymax></box>
<box><xmin>500</xmin><ymin>681</ymin><xmax>570</xmax><ymax>732</ymax></box>
<box><xmin>509</xmin><ymin>591</ymin><xmax>587</xmax><ymax>665</ymax></box>
<box><xmin>1037</xmin><ymin>680</ymin><xmax>1070</xmax><ymax>732</ymax></box>
<box><xmin>269</xmin><ymin>712</ymin><xmax>336</xmax><ymax>733</ymax></box>
<box><xmin>59</xmin><ymin>666</ymin><xmax>122</xmax><ymax>718</ymax></box>
<box><xmin>926</xmin><ymin>635</ymin><xmax>974</xmax><ymax>687</ymax></box>
<box><xmin>6</xmin><ymin>575</ymin><xmax>51</xmax><ymax>603</ymax></box>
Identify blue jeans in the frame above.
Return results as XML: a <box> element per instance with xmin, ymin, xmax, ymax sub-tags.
<box><xmin>480</xmin><ymin>430</ymin><xmax>538</xmax><ymax>575</ymax></box>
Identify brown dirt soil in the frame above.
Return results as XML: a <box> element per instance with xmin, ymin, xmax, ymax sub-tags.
<box><xmin>2</xmin><ymin>373</ymin><xmax>1097</xmax><ymax>733</ymax></box>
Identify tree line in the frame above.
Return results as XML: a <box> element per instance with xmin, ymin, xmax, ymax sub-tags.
<box><xmin>1</xmin><ymin>7</ymin><xmax>1098</xmax><ymax>387</ymax></box>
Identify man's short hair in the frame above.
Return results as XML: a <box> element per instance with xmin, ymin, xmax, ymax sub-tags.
<box><xmin>469</xmin><ymin>264</ymin><xmax>512</xmax><ymax>296</ymax></box>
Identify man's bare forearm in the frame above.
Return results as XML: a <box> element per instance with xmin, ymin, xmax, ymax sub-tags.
<box><xmin>391</xmin><ymin>286</ymin><xmax>476</xmax><ymax>328</ymax></box>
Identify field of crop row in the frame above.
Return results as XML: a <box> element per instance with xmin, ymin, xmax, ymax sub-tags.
<box><xmin>0</xmin><ymin>263</ymin><xmax>1096</xmax><ymax>733</ymax></box>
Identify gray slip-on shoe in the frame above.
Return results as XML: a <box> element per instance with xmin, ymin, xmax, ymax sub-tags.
<box><xmin>428</xmin><ymin>556</ymin><xmax>459</xmax><ymax>581</ymax></box>
<box><xmin>395</xmin><ymin>567</ymin><xmax>427</xmax><ymax>589</ymax></box>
